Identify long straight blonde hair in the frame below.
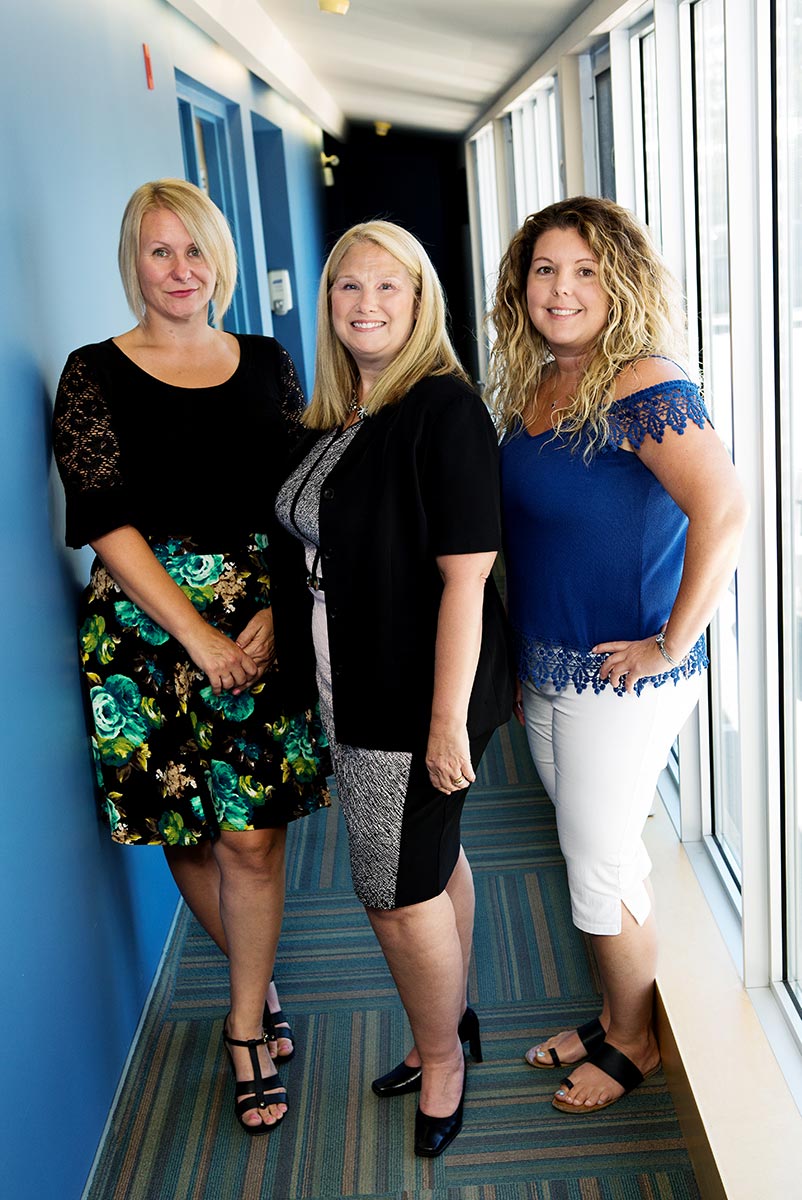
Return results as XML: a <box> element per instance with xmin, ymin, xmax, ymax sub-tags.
<box><xmin>486</xmin><ymin>196</ymin><xmax>688</xmax><ymax>455</ymax></box>
<box><xmin>303</xmin><ymin>220</ymin><xmax>469</xmax><ymax>430</ymax></box>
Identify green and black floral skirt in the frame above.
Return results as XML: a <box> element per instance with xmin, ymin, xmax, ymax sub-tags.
<box><xmin>77</xmin><ymin>534</ymin><xmax>330</xmax><ymax>845</ymax></box>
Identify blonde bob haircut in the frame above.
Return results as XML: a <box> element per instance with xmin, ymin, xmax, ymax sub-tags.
<box><xmin>303</xmin><ymin>220</ymin><xmax>469</xmax><ymax>429</ymax></box>
<box><xmin>118</xmin><ymin>178</ymin><xmax>238</xmax><ymax>321</ymax></box>
<box><xmin>486</xmin><ymin>196</ymin><xmax>688</xmax><ymax>456</ymax></box>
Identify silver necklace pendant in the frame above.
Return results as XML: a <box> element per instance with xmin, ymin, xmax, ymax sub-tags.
<box><xmin>348</xmin><ymin>398</ymin><xmax>368</xmax><ymax>421</ymax></box>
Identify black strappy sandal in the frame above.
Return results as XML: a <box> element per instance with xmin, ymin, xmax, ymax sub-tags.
<box><xmin>264</xmin><ymin>976</ymin><xmax>295</xmax><ymax>1062</ymax></box>
<box><xmin>524</xmin><ymin>1016</ymin><xmax>606</xmax><ymax>1069</ymax></box>
<box><xmin>222</xmin><ymin>1021</ymin><xmax>288</xmax><ymax>1136</ymax></box>
<box><xmin>263</xmin><ymin>1004</ymin><xmax>295</xmax><ymax>1063</ymax></box>
<box><xmin>552</xmin><ymin>1041</ymin><xmax>660</xmax><ymax>1113</ymax></box>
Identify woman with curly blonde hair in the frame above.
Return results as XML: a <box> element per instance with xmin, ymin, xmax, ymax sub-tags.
<box><xmin>490</xmin><ymin>196</ymin><xmax>746</xmax><ymax>1114</ymax></box>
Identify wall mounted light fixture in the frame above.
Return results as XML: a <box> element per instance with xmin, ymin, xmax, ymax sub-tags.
<box><xmin>318</xmin><ymin>0</ymin><xmax>350</xmax><ymax>13</ymax></box>
<box><xmin>374</xmin><ymin>120</ymin><xmax>392</xmax><ymax>137</ymax></box>
<box><xmin>320</xmin><ymin>151</ymin><xmax>340</xmax><ymax>187</ymax></box>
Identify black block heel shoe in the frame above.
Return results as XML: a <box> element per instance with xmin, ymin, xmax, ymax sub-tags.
<box><xmin>414</xmin><ymin>1059</ymin><xmax>467</xmax><ymax>1158</ymax></box>
<box><xmin>371</xmin><ymin>1006</ymin><xmax>482</xmax><ymax>1096</ymax></box>
<box><xmin>458</xmin><ymin>1005</ymin><xmax>483</xmax><ymax>1063</ymax></box>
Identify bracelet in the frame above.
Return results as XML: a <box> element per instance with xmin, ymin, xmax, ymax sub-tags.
<box><xmin>655</xmin><ymin>630</ymin><xmax>685</xmax><ymax>668</ymax></box>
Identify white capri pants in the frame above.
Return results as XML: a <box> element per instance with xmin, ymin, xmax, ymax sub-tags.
<box><xmin>522</xmin><ymin>674</ymin><xmax>703</xmax><ymax>935</ymax></box>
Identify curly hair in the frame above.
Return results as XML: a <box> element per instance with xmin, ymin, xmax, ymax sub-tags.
<box><xmin>303</xmin><ymin>220</ymin><xmax>469</xmax><ymax>430</ymax></box>
<box><xmin>485</xmin><ymin>196</ymin><xmax>687</xmax><ymax>454</ymax></box>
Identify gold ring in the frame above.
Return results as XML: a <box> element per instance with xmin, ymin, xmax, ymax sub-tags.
<box><xmin>451</xmin><ymin>775</ymin><xmax>466</xmax><ymax>787</ymax></box>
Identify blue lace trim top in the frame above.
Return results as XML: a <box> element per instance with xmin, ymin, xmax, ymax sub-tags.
<box><xmin>500</xmin><ymin>376</ymin><xmax>711</xmax><ymax>695</ymax></box>
<box><xmin>516</xmin><ymin>632</ymin><xmax>709</xmax><ymax>697</ymax></box>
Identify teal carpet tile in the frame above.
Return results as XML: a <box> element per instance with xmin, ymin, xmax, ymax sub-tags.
<box><xmin>86</xmin><ymin>721</ymin><xmax>699</xmax><ymax>1200</ymax></box>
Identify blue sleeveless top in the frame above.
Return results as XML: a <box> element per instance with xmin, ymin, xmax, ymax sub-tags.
<box><xmin>500</xmin><ymin>377</ymin><xmax>710</xmax><ymax>695</ymax></box>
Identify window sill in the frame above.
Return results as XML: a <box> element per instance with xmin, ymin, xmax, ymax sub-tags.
<box><xmin>645</xmin><ymin>803</ymin><xmax>802</xmax><ymax>1198</ymax></box>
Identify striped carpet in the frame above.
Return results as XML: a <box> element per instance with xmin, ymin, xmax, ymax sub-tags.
<box><xmin>87</xmin><ymin>722</ymin><xmax>700</xmax><ymax>1200</ymax></box>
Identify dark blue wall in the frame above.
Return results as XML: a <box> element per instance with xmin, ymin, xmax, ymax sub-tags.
<box><xmin>0</xmin><ymin>2</ymin><xmax>325</xmax><ymax>1196</ymax></box>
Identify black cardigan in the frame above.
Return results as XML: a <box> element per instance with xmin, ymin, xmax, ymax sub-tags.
<box><xmin>285</xmin><ymin>373</ymin><xmax>513</xmax><ymax>750</ymax></box>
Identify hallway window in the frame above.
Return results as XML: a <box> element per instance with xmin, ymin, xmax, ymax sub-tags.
<box><xmin>593</xmin><ymin>52</ymin><xmax>616</xmax><ymax>200</ymax></box>
<box><xmin>472</xmin><ymin>123</ymin><xmax>502</xmax><ymax>320</ymax></box>
<box><xmin>691</xmin><ymin>0</ymin><xmax>742</xmax><ymax>888</ymax></box>
<box><xmin>777</xmin><ymin>0</ymin><xmax>802</xmax><ymax>1018</ymax></box>
<box><xmin>634</xmin><ymin>24</ymin><xmax>662</xmax><ymax>246</ymax></box>
<box><xmin>509</xmin><ymin>80</ymin><xmax>562</xmax><ymax>227</ymax></box>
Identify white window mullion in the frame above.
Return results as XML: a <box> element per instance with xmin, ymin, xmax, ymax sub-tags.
<box><xmin>654</xmin><ymin>0</ymin><xmax>687</xmax><ymax>288</ymax></box>
<box><xmin>723</xmin><ymin>0</ymin><xmax>774</xmax><ymax>990</ymax></box>
<box><xmin>610</xmin><ymin>26</ymin><xmax>636</xmax><ymax>211</ymax></box>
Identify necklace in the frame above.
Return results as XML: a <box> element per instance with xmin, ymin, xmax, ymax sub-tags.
<box><xmin>346</xmin><ymin>386</ymin><xmax>369</xmax><ymax>423</ymax></box>
<box><xmin>341</xmin><ymin>392</ymin><xmax>367</xmax><ymax>430</ymax></box>
<box><xmin>348</xmin><ymin>397</ymin><xmax>367</xmax><ymax>419</ymax></box>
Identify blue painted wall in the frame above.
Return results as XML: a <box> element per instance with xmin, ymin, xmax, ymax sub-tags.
<box><xmin>0</xmin><ymin>2</ymin><xmax>325</xmax><ymax>1196</ymax></box>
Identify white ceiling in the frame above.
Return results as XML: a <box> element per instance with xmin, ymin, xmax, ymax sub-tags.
<box><xmin>257</xmin><ymin>0</ymin><xmax>593</xmax><ymax>134</ymax></box>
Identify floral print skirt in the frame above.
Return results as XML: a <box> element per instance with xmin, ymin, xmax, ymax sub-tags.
<box><xmin>77</xmin><ymin>534</ymin><xmax>330</xmax><ymax>845</ymax></box>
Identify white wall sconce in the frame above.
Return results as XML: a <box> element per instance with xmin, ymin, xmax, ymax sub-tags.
<box><xmin>318</xmin><ymin>1</ymin><xmax>350</xmax><ymax>13</ymax></box>
<box><xmin>320</xmin><ymin>151</ymin><xmax>340</xmax><ymax>187</ymax></box>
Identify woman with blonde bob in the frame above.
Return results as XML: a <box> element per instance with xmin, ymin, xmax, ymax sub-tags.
<box><xmin>490</xmin><ymin>196</ymin><xmax>746</xmax><ymax>1114</ymax></box>
<box><xmin>53</xmin><ymin>178</ymin><xmax>330</xmax><ymax>1136</ymax></box>
<box><xmin>277</xmin><ymin>220</ymin><xmax>512</xmax><ymax>1157</ymax></box>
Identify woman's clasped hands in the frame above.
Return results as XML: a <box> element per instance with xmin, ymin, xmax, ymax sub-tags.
<box><xmin>185</xmin><ymin>608</ymin><xmax>276</xmax><ymax>696</ymax></box>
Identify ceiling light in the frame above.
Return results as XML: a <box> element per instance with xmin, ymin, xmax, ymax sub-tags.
<box><xmin>374</xmin><ymin>121</ymin><xmax>392</xmax><ymax>137</ymax></box>
<box><xmin>318</xmin><ymin>0</ymin><xmax>350</xmax><ymax>13</ymax></box>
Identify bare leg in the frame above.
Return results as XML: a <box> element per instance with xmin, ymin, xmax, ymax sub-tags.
<box><xmin>368</xmin><ymin>856</ymin><xmax>473</xmax><ymax>1118</ymax></box>
<box><xmin>163</xmin><ymin>839</ymin><xmax>293</xmax><ymax>1059</ymax></box>
<box><xmin>553</xmin><ymin>902</ymin><xmax>660</xmax><ymax>1108</ymax></box>
<box><xmin>448</xmin><ymin>847</ymin><xmax>476</xmax><ymax>1006</ymax></box>
<box><xmin>213</xmin><ymin>827</ymin><xmax>288</xmax><ymax>1128</ymax></box>
<box><xmin>163</xmin><ymin>841</ymin><xmax>226</xmax><ymax>950</ymax></box>
<box><xmin>398</xmin><ymin>847</ymin><xmax>475</xmax><ymax>1071</ymax></box>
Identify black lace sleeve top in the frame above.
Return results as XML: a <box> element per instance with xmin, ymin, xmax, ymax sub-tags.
<box><xmin>52</xmin><ymin>334</ymin><xmax>305</xmax><ymax>549</ymax></box>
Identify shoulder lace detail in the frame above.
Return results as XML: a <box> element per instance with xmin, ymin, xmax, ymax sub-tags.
<box><xmin>516</xmin><ymin>631</ymin><xmax>709</xmax><ymax>696</ymax></box>
<box><xmin>606</xmin><ymin>379</ymin><xmax>709</xmax><ymax>451</ymax></box>
<box><xmin>52</xmin><ymin>351</ymin><xmax>123</xmax><ymax>494</ymax></box>
<box><xmin>277</xmin><ymin>345</ymin><xmax>306</xmax><ymax>443</ymax></box>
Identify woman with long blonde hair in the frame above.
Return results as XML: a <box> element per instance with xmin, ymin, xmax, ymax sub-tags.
<box><xmin>277</xmin><ymin>220</ymin><xmax>512</xmax><ymax>1156</ymax></box>
<box><xmin>490</xmin><ymin>197</ymin><xmax>746</xmax><ymax>1113</ymax></box>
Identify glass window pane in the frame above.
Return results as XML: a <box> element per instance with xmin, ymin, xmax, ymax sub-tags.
<box><xmin>510</xmin><ymin>102</ymin><xmax>538</xmax><ymax>226</ymax></box>
<box><xmin>777</xmin><ymin>0</ymin><xmax>802</xmax><ymax>1012</ymax></box>
<box><xmin>692</xmin><ymin>0</ymin><xmax>742</xmax><ymax>881</ymax></box>
<box><xmin>595</xmin><ymin>66</ymin><xmax>616</xmax><ymax>199</ymax></box>
<box><xmin>473</xmin><ymin>124</ymin><xmax>501</xmax><ymax>318</ymax></box>
<box><xmin>640</xmin><ymin>29</ymin><xmax>663</xmax><ymax>246</ymax></box>
<box><xmin>546</xmin><ymin>86</ymin><xmax>562</xmax><ymax>204</ymax></box>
